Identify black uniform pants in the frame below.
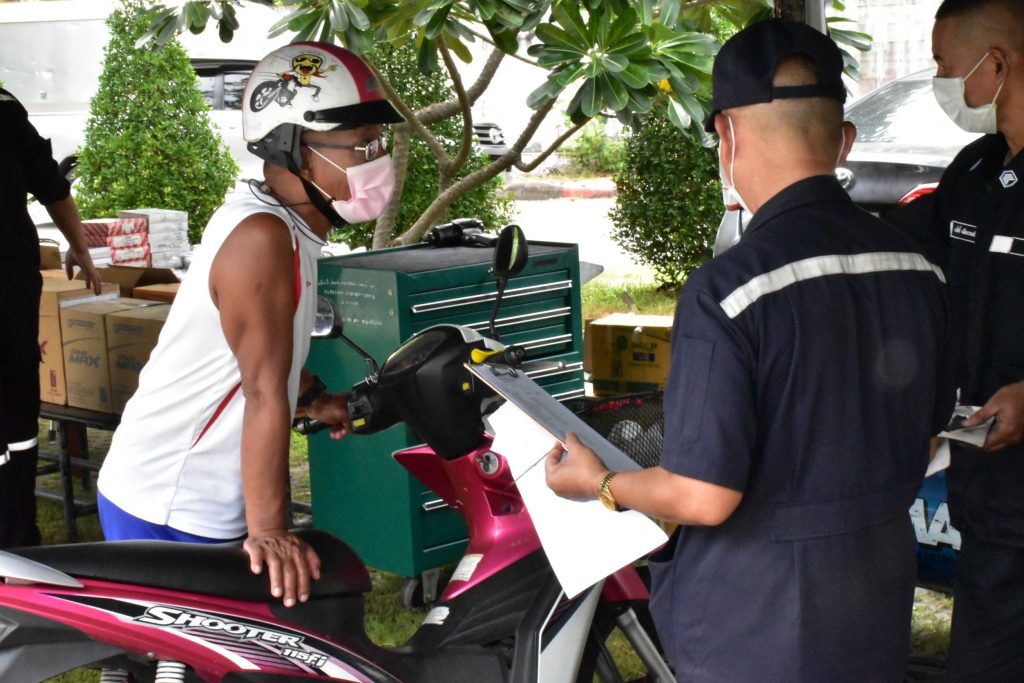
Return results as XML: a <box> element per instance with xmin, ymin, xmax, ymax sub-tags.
<box><xmin>947</xmin><ymin>531</ymin><xmax>1024</xmax><ymax>681</ymax></box>
<box><xmin>0</xmin><ymin>271</ymin><xmax>42</xmax><ymax>548</ymax></box>
<box><xmin>0</xmin><ymin>445</ymin><xmax>41</xmax><ymax>548</ymax></box>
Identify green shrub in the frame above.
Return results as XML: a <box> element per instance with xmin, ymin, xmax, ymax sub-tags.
<box><xmin>330</xmin><ymin>42</ymin><xmax>514</xmax><ymax>249</ymax></box>
<box><xmin>610</xmin><ymin>110</ymin><xmax>720</xmax><ymax>286</ymax></box>
<box><xmin>75</xmin><ymin>0</ymin><xmax>237</xmax><ymax>244</ymax></box>
<box><xmin>558</xmin><ymin>118</ymin><xmax>626</xmax><ymax>177</ymax></box>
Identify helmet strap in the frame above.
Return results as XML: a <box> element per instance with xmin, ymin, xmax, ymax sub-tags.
<box><xmin>283</xmin><ymin>149</ymin><xmax>347</xmax><ymax>228</ymax></box>
<box><xmin>301</xmin><ymin>177</ymin><xmax>347</xmax><ymax>228</ymax></box>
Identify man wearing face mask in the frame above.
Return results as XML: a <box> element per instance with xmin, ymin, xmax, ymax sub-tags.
<box><xmin>546</xmin><ymin>19</ymin><xmax>952</xmax><ymax>680</ymax></box>
<box><xmin>97</xmin><ymin>43</ymin><xmax>402</xmax><ymax>608</ymax></box>
<box><xmin>882</xmin><ymin>0</ymin><xmax>1024</xmax><ymax>679</ymax></box>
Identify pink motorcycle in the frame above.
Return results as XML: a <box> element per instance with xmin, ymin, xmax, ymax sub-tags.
<box><xmin>0</xmin><ymin>226</ymin><xmax>671</xmax><ymax>682</ymax></box>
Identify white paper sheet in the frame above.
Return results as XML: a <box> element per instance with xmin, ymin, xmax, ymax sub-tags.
<box><xmin>488</xmin><ymin>402</ymin><xmax>668</xmax><ymax>598</ymax></box>
<box><xmin>927</xmin><ymin>405</ymin><xmax>994</xmax><ymax>477</ymax></box>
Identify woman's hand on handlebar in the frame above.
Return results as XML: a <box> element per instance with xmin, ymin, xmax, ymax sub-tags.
<box><xmin>243</xmin><ymin>530</ymin><xmax>321</xmax><ymax>608</ymax></box>
<box><xmin>305</xmin><ymin>392</ymin><xmax>351</xmax><ymax>440</ymax></box>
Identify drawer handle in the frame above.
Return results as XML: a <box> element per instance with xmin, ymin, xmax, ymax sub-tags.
<box><xmin>410</xmin><ymin>280</ymin><xmax>573</xmax><ymax>314</ymax></box>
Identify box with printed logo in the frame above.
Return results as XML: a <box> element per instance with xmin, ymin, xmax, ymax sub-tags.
<box><xmin>60</xmin><ymin>298</ymin><xmax>153</xmax><ymax>412</ymax></box>
<box><xmin>39</xmin><ymin>279</ymin><xmax>118</xmax><ymax>405</ymax></box>
<box><xmin>586</xmin><ymin>313</ymin><xmax>674</xmax><ymax>396</ymax></box>
<box><xmin>105</xmin><ymin>304</ymin><xmax>171</xmax><ymax>413</ymax></box>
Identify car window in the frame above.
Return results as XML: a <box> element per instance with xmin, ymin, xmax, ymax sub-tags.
<box><xmin>223</xmin><ymin>71</ymin><xmax>249</xmax><ymax>111</ymax></box>
<box><xmin>847</xmin><ymin>76</ymin><xmax>976</xmax><ymax>148</ymax></box>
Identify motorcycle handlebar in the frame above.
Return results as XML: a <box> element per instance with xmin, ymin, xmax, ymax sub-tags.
<box><xmin>292</xmin><ymin>416</ymin><xmax>328</xmax><ymax>436</ymax></box>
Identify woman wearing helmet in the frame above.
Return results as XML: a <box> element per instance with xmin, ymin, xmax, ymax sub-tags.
<box><xmin>97</xmin><ymin>43</ymin><xmax>403</xmax><ymax>608</ymax></box>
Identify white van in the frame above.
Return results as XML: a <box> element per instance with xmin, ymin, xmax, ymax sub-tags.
<box><xmin>0</xmin><ymin>0</ymin><xmax>289</xmax><ymax>185</ymax></box>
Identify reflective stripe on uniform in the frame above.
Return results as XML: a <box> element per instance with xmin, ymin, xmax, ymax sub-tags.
<box><xmin>719</xmin><ymin>252</ymin><xmax>947</xmax><ymax>320</ymax></box>
<box><xmin>990</xmin><ymin>235</ymin><xmax>1024</xmax><ymax>258</ymax></box>
<box><xmin>1</xmin><ymin>438</ymin><xmax>38</xmax><ymax>466</ymax></box>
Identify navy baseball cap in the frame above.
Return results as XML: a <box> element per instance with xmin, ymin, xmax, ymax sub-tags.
<box><xmin>704</xmin><ymin>19</ymin><xmax>847</xmax><ymax>132</ymax></box>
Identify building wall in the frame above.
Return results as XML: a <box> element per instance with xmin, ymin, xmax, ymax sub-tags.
<box><xmin>844</xmin><ymin>0</ymin><xmax>938</xmax><ymax>97</ymax></box>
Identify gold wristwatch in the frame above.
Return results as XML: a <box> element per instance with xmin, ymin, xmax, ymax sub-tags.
<box><xmin>598</xmin><ymin>471</ymin><xmax>622</xmax><ymax>512</ymax></box>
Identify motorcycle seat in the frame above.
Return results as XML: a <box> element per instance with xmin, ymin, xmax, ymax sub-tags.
<box><xmin>10</xmin><ymin>528</ymin><xmax>371</xmax><ymax>601</ymax></box>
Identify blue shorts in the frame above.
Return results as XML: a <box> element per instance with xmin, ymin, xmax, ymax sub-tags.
<box><xmin>98</xmin><ymin>491</ymin><xmax>239</xmax><ymax>544</ymax></box>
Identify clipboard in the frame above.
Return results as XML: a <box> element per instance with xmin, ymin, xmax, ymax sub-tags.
<box><xmin>467</xmin><ymin>363</ymin><xmax>642</xmax><ymax>473</ymax></box>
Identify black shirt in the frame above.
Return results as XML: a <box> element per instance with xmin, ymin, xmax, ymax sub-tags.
<box><xmin>887</xmin><ymin>134</ymin><xmax>1024</xmax><ymax>543</ymax></box>
<box><xmin>649</xmin><ymin>176</ymin><xmax>952</xmax><ymax>680</ymax></box>
<box><xmin>0</xmin><ymin>88</ymin><xmax>70</xmax><ymax>275</ymax></box>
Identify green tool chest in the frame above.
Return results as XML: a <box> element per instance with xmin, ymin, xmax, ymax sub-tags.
<box><xmin>305</xmin><ymin>240</ymin><xmax>584</xmax><ymax>578</ymax></box>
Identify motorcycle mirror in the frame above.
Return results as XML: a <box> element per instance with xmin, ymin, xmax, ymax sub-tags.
<box><xmin>312</xmin><ymin>296</ymin><xmax>344</xmax><ymax>339</ymax></box>
<box><xmin>313</xmin><ymin>296</ymin><xmax>382</xmax><ymax>381</ymax></box>
<box><xmin>487</xmin><ymin>224</ymin><xmax>529</xmax><ymax>340</ymax></box>
<box><xmin>491</xmin><ymin>224</ymin><xmax>528</xmax><ymax>278</ymax></box>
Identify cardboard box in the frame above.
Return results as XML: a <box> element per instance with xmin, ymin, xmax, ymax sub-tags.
<box><xmin>106</xmin><ymin>304</ymin><xmax>171</xmax><ymax>413</ymax></box>
<box><xmin>77</xmin><ymin>265</ymin><xmax>180</xmax><ymax>297</ymax></box>
<box><xmin>82</xmin><ymin>218</ymin><xmax>120</xmax><ymax>247</ymax></box>
<box><xmin>40</xmin><ymin>243</ymin><xmax>62</xmax><ymax>270</ymax></box>
<box><xmin>587</xmin><ymin>313</ymin><xmax>674</xmax><ymax>396</ymax></box>
<box><xmin>39</xmin><ymin>280</ymin><xmax>118</xmax><ymax>405</ymax></box>
<box><xmin>60</xmin><ymin>297</ymin><xmax>151</xmax><ymax>412</ymax></box>
<box><xmin>132</xmin><ymin>282</ymin><xmax>180</xmax><ymax>303</ymax></box>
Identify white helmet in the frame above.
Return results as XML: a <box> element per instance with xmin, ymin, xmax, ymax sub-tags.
<box><xmin>243</xmin><ymin>42</ymin><xmax>402</xmax><ymax>169</ymax></box>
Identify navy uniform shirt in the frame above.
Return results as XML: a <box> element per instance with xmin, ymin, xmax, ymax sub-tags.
<box><xmin>887</xmin><ymin>134</ymin><xmax>1024</xmax><ymax>544</ymax></box>
<box><xmin>648</xmin><ymin>176</ymin><xmax>952</xmax><ymax>682</ymax></box>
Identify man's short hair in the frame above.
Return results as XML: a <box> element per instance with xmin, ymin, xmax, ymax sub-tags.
<box><xmin>935</xmin><ymin>0</ymin><xmax>1024</xmax><ymax>53</ymax></box>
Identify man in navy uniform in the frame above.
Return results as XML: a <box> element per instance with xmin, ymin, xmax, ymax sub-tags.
<box><xmin>547</xmin><ymin>19</ymin><xmax>953</xmax><ymax>681</ymax></box>
<box><xmin>1</xmin><ymin>88</ymin><xmax>101</xmax><ymax>548</ymax></box>
<box><xmin>884</xmin><ymin>0</ymin><xmax>1024</xmax><ymax>678</ymax></box>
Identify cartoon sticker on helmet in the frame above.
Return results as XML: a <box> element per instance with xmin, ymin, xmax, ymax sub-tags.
<box><xmin>249</xmin><ymin>51</ymin><xmax>338</xmax><ymax>113</ymax></box>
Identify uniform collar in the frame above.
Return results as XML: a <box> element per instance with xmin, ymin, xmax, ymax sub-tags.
<box><xmin>742</xmin><ymin>174</ymin><xmax>850</xmax><ymax>239</ymax></box>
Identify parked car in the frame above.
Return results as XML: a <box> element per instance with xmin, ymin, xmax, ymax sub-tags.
<box><xmin>473</xmin><ymin>121</ymin><xmax>510</xmax><ymax>160</ymax></box>
<box><xmin>841</xmin><ymin>68</ymin><xmax>981</xmax><ymax>211</ymax></box>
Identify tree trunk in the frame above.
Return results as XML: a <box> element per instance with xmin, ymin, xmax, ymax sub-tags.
<box><xmin>774</xmin><ymin>0</ymin><xmax>805</xmax><ymax>21</ymax></box>
<box><xmin>372</xmin><ymin>123</ymin><xmax>412</xmax><ymax>248</ymax></box>
<box><xmin>775</xmin><ymin>0</ymin><xmax>827</xmax><ymax>30</ymax></box>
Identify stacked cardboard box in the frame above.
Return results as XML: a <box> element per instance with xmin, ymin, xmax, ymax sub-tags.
<box><xmin>59</xmin><ymin>298</ymin><xmax>157</xmax><ymax>412</ymax></box>
<box><xmin>82</xmin><ymin>218</ymin><xmax>120</xmax><ymax>247</ymax></box>
<box><xmin>586</xmin><ymin>313</ymin><xmax>674</xmax><ymax>396</ymax></box>
<box><xmin>77</xmin><ymin>265</ymin><xmax>180</xmax><ymax>298</ymax></box>
<box><xmin>132</xmin><ymin>282</ymin><xmax>180</xmax><ymax>303</ymax></box>
<box><xmin>106</xmin><ymin>305</ymin><xmax>172</xmax><ymax>413</ymax></box>
<box><xmin>39</xmin><ymin>280</ymin><xmax>119</xmax><ymax>405</ymax></box>
<box><xmin>117</xmin><ymin>209</ymin><xmax>189</xmax><ymax>268</ymax></box>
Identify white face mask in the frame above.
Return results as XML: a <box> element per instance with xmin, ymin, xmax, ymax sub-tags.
<box><xmin>719</xmin><ymin>116</ymin><xmax>750</xmax><ymax>213</ymax></box>
<box><xmin>306</xmin><ymin>148</ymin><xmax>396</xmax><ymax>223</ymax></box>
<box><xmin>933</xmin><ymin>52</ymin><xmax>1005</xmax><ymax>134</ymax></box>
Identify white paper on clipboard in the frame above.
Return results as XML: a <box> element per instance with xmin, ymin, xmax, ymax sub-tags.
<box><xmin>471</xmin><ymin>364</ymin><xmax>668</xmax><ymax>598</ymax></box>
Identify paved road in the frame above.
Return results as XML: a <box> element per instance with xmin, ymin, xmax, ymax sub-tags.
<box><xmin>511</xmin><ymin>197</ymin><xmax>654</xmax><ymax>284</ymax></box>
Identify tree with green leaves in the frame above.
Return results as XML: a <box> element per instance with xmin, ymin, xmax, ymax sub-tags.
<box><xmin>610</xmin><ymin>0</ymin><xmax>870</xmax><ymax>285</ymax></box>
<box><xmin>141</xmin><ymin>0</ymin><xmax>719</xmax><ymax>246</ymax></box>
<box><xmin>76</xmin><ymin>0</ymin><xmax>238</xmax><ymax>243</ymax></box>
<box><xmin>141</xmin><ymin>0</ymin><xmax>868</xmax><ymax>250</ymax></box>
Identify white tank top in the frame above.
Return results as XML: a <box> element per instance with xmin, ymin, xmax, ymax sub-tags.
<box><xmin>98</xmin><ymin>187</ymin><xmax>325</xmax><ymax>539</ymax></box>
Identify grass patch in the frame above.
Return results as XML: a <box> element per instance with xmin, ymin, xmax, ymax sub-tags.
<box><xmin>581</xmin><ymin>279</ymin><xmax>678</xmax><ymax>320</ymax></box>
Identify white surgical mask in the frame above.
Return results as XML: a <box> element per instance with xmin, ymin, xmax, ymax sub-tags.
<box><xmin>306</xmin><ymin>148</ymin><xmax>396</xmax><ymax>223</ymax></box>
<box><xmin>933</xmin><ymin>52</ymin><xmax>1005</xmax><ymax>134</ymax></box>
<box><xmin>719</xmin><ymin>116</ymin><xmax>750</xmax><ymax>213</ymax></box>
